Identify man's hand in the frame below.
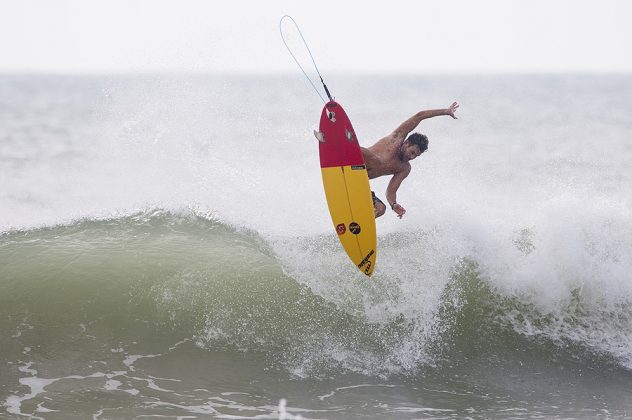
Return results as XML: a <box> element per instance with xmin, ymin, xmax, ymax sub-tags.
<box><xmin>393</xmin><ymin>203</ymin><xmax>406</xmax><ymax>219</ymax></box>
<box><xmin>447</xmin><ymin>102</ymin><xmax>459</xmax><ymax>119</ymax></box>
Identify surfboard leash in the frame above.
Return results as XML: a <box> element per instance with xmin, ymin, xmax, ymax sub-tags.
<box><xmin>279</xmin><ymin>15</ymin><xmax>333</xmax><ymax>104</ymax></box>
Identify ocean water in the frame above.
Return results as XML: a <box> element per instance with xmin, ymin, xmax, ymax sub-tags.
<box><xmin>1</xmin><ymin>73</ymin><xmax>632</xmax><ymax>419</ymax></box>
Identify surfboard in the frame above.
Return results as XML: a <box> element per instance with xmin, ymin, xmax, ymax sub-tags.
<box><xmin>316</xmin><ymin>101</ymin><xmax>377</xmax><ymax>276</ymax></box>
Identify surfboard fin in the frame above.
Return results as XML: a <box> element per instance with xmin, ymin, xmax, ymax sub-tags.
<box><xmin>314</xmin><ymin>130</ymin><xmax>325</xmax><ymax>142</ymax></box>
<box><xmin>345</xmin><ymin>128</ymin><xmax>355</xmax><ymax>142</ymax></box>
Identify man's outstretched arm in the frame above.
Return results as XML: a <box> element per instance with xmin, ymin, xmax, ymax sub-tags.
<box><xmin>392</xmin><ymin>102</ymin><xmax>459</xmax><ymax>138</ymax></box>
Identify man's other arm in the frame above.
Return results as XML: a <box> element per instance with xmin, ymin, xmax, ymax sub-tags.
<box><xmin>385</xmin><ymin>164</ymin><xmax>411</xmax><ymax>219</ymax></box>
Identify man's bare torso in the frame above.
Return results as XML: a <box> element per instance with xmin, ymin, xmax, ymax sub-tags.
<box><xmin>354</xmin><ymin>102</ymin><xmax>459</xmax><ymax>218</ymax></box>
<box><xmin>361</xmin><ymin>134</ymin><xmax>410</xmax><ymax>179</ymax></box>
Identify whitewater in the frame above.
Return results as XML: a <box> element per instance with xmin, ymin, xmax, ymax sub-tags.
<box><xmin>1</xmin><ymin>74</ymin><xmax>632</xmax><ymax>419</ymax></box>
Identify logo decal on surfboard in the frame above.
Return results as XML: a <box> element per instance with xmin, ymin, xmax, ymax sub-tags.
<box><xmin>349</xmin><ymin>222</ymin><xmax>361</xmax><ymax>234</ymax></box>
<box><xmin>358</xmin><ymin>249</ymin><xmax>375</xmax><ymax>273</ymax></box>
<box><xmin>336</xmin><ymin>223</ymin><xmax>346</xmax><ymax>235</ymax></box>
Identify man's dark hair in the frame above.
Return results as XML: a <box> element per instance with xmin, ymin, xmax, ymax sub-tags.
<box><xmin>407</xmin><ymin>132</ymin><xmax>429</xmax><ymax>153</ymax></box>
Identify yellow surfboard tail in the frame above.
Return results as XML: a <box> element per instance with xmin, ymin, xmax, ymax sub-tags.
<box><xmin>321</xmin><ymin>165</ymin><xmax>377</xmax><ymax>276</ymax></box>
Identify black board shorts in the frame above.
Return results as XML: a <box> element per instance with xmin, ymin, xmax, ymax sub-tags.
<box><xmin>371</xmin><ymin>191</ymin><xmax>384</xmax><ymax>208</ymax></box>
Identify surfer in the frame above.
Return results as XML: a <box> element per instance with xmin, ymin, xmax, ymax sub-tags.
<box><xmin>361</xmin><ymin>102</ymin><xmax>459</xmax><ymax>218</ymax></box>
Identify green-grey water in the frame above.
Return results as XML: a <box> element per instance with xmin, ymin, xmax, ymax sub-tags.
<box><xmin>2</xmin><ymin>74</ymin><xmax>632</xmax><ymax>418</ymax></box>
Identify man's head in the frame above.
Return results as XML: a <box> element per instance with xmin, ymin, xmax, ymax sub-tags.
<box><xmin>401</xmin><ymin>132</ymin><xmax>428</xmax><ymax>161</ymax></box>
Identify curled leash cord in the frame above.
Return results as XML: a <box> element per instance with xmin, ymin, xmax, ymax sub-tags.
<box><xmin>279</xmin><ymin>15</ymin><xmax>333</xmax><ymax>104</ymax></box>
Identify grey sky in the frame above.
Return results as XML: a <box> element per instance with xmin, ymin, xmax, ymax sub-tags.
<box><xmin>1</xmin><ymin>0</ymin><xmax>631</xmax><ymax>73</ymax></box>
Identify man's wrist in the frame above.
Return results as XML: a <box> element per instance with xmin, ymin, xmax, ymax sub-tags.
<box><xmin>390</xmin><ymin>202</ymin><xmax>397</xmax><ymax>210</ymax></box>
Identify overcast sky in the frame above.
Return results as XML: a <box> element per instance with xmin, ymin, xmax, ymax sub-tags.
<box><xmin>1</xmin><ymin>0</ymin><xmax>631</xmax><ymax>74</ymax></box>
